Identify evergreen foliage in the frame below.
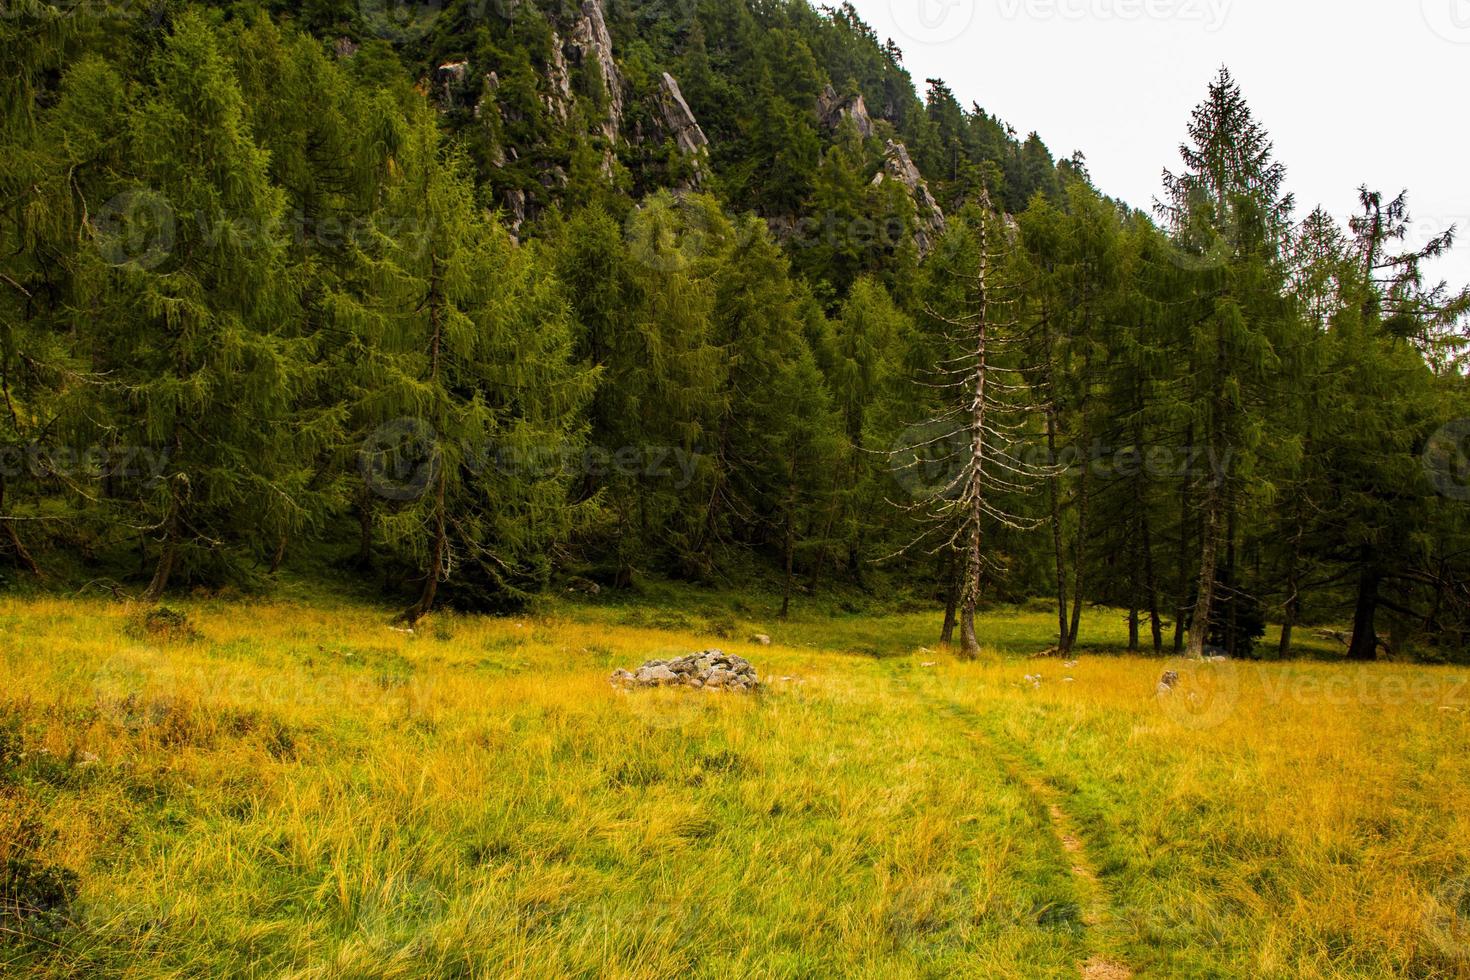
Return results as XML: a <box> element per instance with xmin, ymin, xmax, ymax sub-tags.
<box><xmin>1</xmin><ymin>4</ymin><xmax>1466</xmax><ymax>659</ymax></box>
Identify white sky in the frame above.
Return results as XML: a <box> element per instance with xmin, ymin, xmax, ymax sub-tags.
<box><xmin>845</xmin><ymin>0</ymin><xmax>1470</xmax><ymax>282</ymax></box>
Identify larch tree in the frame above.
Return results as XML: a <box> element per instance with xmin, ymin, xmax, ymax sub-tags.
<box><xmin>1156</xmin><ymin>66</ymin><xmax>1294</xmax><ymax>658</ymax></box>
<box><xmin>361</xmin><ymin>103</ymin><xmax>595</xmax><ymax>621</ymax></box>
<box><xmin>73</xmin><ymin>15</ymin><xmax>310</xmax><ymax>598</ymax></box>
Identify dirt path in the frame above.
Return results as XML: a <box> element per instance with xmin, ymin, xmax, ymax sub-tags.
<box><xmin>898</xmin><ymin>670</ymin><xmax>1134</xmax><ymax>979</ymax></box>
<box><xmin>967</xmin><ymin>727</ymin><xmax>1133</xmax><ymax>980</ymax></box>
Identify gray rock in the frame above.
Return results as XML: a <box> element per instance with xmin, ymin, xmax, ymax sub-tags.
<box><xmin>636</xmin><ymin>664</ymin><xmax>679</xmax><ymax>686</ymax></box>
<box><xmin>649</xmin><ymin>72</ymin><xmax>711</xmax><ymax>190</ymax></box>
<box><xmin>569</xmin><ymin>0</ymin><xmax>624</xmax><ymax>143</ymax></box>
<box><xmin>871</xmin><ymin>139</ymin><xmax>946</xmax><ymax>256</ymax></box>
<box><xmin>437</xmin><ymin>60</ymin><xmax>472</xmax><ymax>109</ymax></box>
<box><xmin>544</xmin><ymin>29</ymin><xmax>573</xmax><ymax>122</ymax></box>
<box><xmin>502</xmin><ymin>188</ymin><xmax>527</xmax><ymax>238</ymax></box>
<box><xmin>750</xmin><ymin>634</ymin><xmax>772</xmax><ymax>646</ymax></box>
<box><xmin>656</xmin><ymin>73</ymin><xmax>709</xmax><ymax>156</ymax></box>
<box><xmin>817</xmin><ymin>84</ymin><xmax>873</xmax><ymax>139</ymax></box>
<box><xmin>1157</xmin><ymin>670</ymin><xmax>1180</xmax><ymax>695</ymax></box>
<box><xmin>611</xmin><ymin>649</ymin><xmax>760</xmax><ymax>693</ymax></box>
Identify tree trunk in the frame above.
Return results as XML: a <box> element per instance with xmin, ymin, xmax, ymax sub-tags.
<box><xmin>1224</xmin><ymin>508</ymin><xmax>1238</xmax><ymax>659</ymax></box>
<box><xmin>1187</xmin><ymin>481</ymin><xmax>1221</xmax><ymax>658</ymax></box>
<box><xmin>1066</xmin><ymin>458</ymin><xmax>1089</xmax><ymax>650</ymax></box>
<box><xmin>1174</xmin><ymin>423</ymin><xmax>1194</xmax><ymax>654</ymax></box>
<box><xmin>144</xmin><ymin>507</ymin><xmax>179</xmax><ymax>603</ymax></box>
<box><xmin>403</xmin><ymin>251</ymin><xmax>447</xmax><ymax>626</ymax></box>
<box><xmin>1347</xmin><ymin>549</ymin><xmax>1381</xmax><ymax>661</ymax></box>
<box><xmin>941</xmin><ymin>552</ymin><xmax>960</xmax><ymax>647</ymax></box>
<box><xmin>1127</xmin><ymin>523</ymin><xmax>1141</xmax><ymax>653</ymax></box>
<box><xmin>959</xmin><ymin>504</ymin><xmax>983</xmax><ymax>660</ymax></box>
<box><xmin>806</xmin><ymin>497</ymin><xmax>839</xmax><ymax>592</ymax></box>
<box><xmin>1278</xmin><ymin>520</ymin><xmax>1303</xmax><ymax>658</ymax></box>
<box><xmin>1046</xmin><ymin>404</ymin><xmax>1069</xmax><ymax>652</ymax></box>
<box><xmin>780</xmin><ymin>482</ymin><xmax>795</xmax><ymax>620</ymax></box>
<box><xmin>356</xmin><ymin>487</ymin><xmax>374</xmax><ymax>570</ymax></box>
<box><xmin>1142</xmin><ymin>512</ymin><xmax>1163</xmax><ymax>654</ymax></box>
<box><xmin>959</xmin><ymin>593</ymin><xmax>979</xmax><ymax>660</ymax></box>
<box><xmin>402</xmin><ymin>468</ymin><xmax>447</xmax><ymax>625</ymax></box>
<box><xmin>1129</xmin><ymin>421</ymin><xmax>1163</xmax><ymax>653</ymax></box>
<box><xmin>0</xmin><ymin>477</ymin><xmax>39</xmax><ymax>576</ymax></box>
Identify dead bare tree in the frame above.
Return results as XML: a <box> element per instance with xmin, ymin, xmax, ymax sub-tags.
<box><xmin>889</xmin><ymin>193</ymin><xmax>1054</xmax><ymax>659</ymax></box>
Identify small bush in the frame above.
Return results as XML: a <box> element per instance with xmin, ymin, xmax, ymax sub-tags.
<box><xmin>129</xmin><ymin>605</ymin><xmax>201</xmax><ymax>643</ymax></box>
<box><xmin>2</xmin><ymin>855</ymin><xmax>78</xmax><ymax>938</ymax></box>
<box><xmin>702</xmin><ymin>613</ymin><xmax>738</xmax><ymax>639</ymax></box>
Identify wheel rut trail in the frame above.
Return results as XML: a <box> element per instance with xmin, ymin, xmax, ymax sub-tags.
<box><xmin>893</xmin><ymin>669</ymin><xmax>1134</xmax><ymax>980</ymax></box>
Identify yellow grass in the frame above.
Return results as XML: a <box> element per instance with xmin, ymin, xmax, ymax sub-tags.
<box><xmin>1</xmin><ymin>594</ymin><xmax>1467</xmax><ymax>977</ymax></box>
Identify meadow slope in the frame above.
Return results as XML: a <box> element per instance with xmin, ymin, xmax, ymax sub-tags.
<box><xmin>1</xmin><ymin>593</ymin><xmax>1468</xmax><ymax>978</ymax></box>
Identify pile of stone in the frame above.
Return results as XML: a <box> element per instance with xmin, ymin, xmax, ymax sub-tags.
<box><xmin>611</xmin><ymin>650</ymin><xmax>759</xmax><ymax>693</ymax></box>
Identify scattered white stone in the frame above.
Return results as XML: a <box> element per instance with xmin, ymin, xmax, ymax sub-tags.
<box><xmin>750</xmin><ymin>634</ymin><xmax>772</xmax><ymax>646</ymax></box>
<box><xmin>921</xmin><ymin>662</ymin><xmax>937</xmax><ymax>668</ymax></box>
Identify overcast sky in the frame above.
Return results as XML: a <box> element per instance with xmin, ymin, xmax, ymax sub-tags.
<box><xmin>844</xmin><ymin>0</ymin><xmax>1470</xmax><ymax>281</ymax></box>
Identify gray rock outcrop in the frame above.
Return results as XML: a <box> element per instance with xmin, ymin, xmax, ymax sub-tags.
<box><xmin>651</xmin><ymin>72</ymin><xmax>710</xmax><ymax>189</ymax></box>
<box><xmin>436</xmin><ymin>60</ymin><xmax>472</xmax><ymax>109</ymax></box>
<box><xmin>871</xmin><ymin>139</ymin><xmax>946</xmax><ymax>256</ymax></box>
<box><xmin>656</xmin><ymin>73</ymin><xmax>709</xmax><ymax>156</ymax></box>
<box><xmin>817</xmin><ymin>84</ymin><xmax>873</xmax><ymax>139</ymax></box>
<box><xmin>569</xmin><ymin>0</ymin><xmax>624</xmax><ymax>143</ymax></box>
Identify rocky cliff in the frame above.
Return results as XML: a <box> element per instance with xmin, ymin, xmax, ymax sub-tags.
<box><xmin>872</xmin><ymin>140</ymin><xmax>946</xmax><ymax>256</ymax></box>
<box><xmin>817</xmin><ymin>84</ymin><xmax>874</xmax><ymax>140</ymax></box>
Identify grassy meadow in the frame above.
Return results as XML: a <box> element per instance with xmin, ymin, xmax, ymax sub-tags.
<box><xmin>2</xmin><ymin>588</ymin><xmax>1468</xmax><ymax>978</ymax></box>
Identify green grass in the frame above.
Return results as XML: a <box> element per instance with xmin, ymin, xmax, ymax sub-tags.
<box><xmin>1</xmin><ymin>589</ymin><xmax>1468</xmax><ymax>977</ymax></box>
